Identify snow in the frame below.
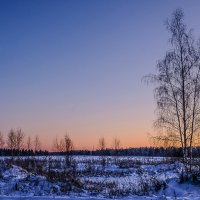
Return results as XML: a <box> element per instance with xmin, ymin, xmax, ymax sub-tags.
<box><xmin>2</xmin><ymin>165</ymin><xmax>28</xmax><ymax>180</ymax></box>
<box><xmin>0</xmin><ymin>156</ymin><xmax>199</xmax><ymax>199</ymax></box>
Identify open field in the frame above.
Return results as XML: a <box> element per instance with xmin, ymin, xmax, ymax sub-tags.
<box><xmin>0</xmin><ymin>156</ymin><xmax>199</xmax><ymax>199</ymax></box>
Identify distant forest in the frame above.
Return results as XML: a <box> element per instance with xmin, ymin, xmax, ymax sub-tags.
<box><xmin>1</xmin><ymin>146</ymin><xmax>200</xmax><ymax>157</ymax></box>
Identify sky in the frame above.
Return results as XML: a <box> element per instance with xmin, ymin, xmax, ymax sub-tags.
<box><xmin>1</xmin><ymin>0</ymin><xmax>200</xmax><ymax>150</ymax></box>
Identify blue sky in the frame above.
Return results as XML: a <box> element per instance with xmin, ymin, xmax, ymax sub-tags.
<box><xmin>1</xmin><ymin>0</ymin><xmax>200</xmax><ymax>149</ymax></box>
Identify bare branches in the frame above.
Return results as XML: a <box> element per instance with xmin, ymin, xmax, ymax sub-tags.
<box><xmin>7</xmin><ymin>129</ymin><xmax>16</xmax><ymax>150</ymax></box>
<box><xmin>26</xmin><ymin>136</ymin><xmax>32</xmax><ymax>151</ymax></box>
<box><xmin>64</xmin><ymin>133</ymin><xmax>73</xmax><ymax>153</ymax></box>
<box><xmin>99</xmin><ymin>137</ymin><xmax>106</xmax><ymax>151</ymax></box>
<box><xmin>15</xmin><ymin>129</ymin><xmax>25</xmax><ymax>150</ymax></box>
<box><xmin>52</xmin><ymin>137</ymin><xmax>65</xmax><ymax>152</ymax></box>
<box><xmin>33</xmin><ymin>135</ymin><xmax>41</xmax><ymax>152</ymax></box>
<box><xmin>146</xmin><ymin>9</ymin><xmax>200</xmax><ymax>164</ymax></box>
<box><xmin>113</xmin><ymin>137</ymin><xmax>121</xmax><ymax>151</ymax></box>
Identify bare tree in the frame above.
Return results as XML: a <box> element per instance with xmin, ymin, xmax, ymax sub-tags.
<box><xmin>113</xmin><ymin>137</ymin><xmax>120</xmax><ymax>151</ymax></box>
<box><xmin>113</xmin><ymin>137</ymin><xmax>120</xmax><ymax>155</ymax></box>
<box><xmin>33</xmin><ymin>135</ymin><xmax>41</xmax><ymax>152</ymax></box>
<box><xmin>7</xmin><ymin>129</ymin><xmax>16</xmax><ymax>150</ymax></box>
<box><xmin>52</xmin><ymin>134</ymin><xmax>73</xmax><ymax>163</ymax></box>
<box><xmin>7</xmin><ymin>129</ymin><xmax>17</xmax><ymax>157</ymax></box>
<box><xmin>7</xmin><ymin>129</ymin><xmax>25</xmax><ymax>151</ymax></box>
<box><xmin>64</xmin><ymin>133</ymin><xmax>73</xmax><ymax>152</ymax></box>
<box><xmin>98</xmin><ymin>137</ymin><xmax>107</xmax><ymax>167</ymax></box>
<box><xmin>26</xmin><ymin>136</ymin><xmax>32</xmax><ymax>150</ymax></box>
<box><xmin>99</xmin><ymin>137</ymin><xmax>106</xmax><ymax>151</ymax></box>
<box><xmin>0</xmin><ymin>132</ymin><xmax>5</xmax><ymax>148</ymax></box>
<box><xmin>63</xmin><ymin>133</ymin><xmax>73</xmax><ymax>167</ymax></box>
<box><xmin>15</xmin><ymin>129</ymin><xmax>25</xmax><ymax>150</ymax></box>
<box><xmin>52</xmin><ymin>136</ymin><xmax>65</xmax><ymax>152</ymax></box>
<box><xmin>52</xmin><ymin>137</ymin><xmax>59</xmax><ymax>152</ymax></box>
<box><xmin>145</xmin><ymin>9</ymin><xmax>200</xmax><ymax>169</ymax></box>
<box><xmin>59</xmin><ymin>138</ymin><xmax>65</xmax><ymax>152</ymax></box>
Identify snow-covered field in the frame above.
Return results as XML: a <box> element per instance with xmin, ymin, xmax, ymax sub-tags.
<box><xmin>0</xmin><ymin>156</ymin><xmax>199</xmax><ymax>199</ymax></box>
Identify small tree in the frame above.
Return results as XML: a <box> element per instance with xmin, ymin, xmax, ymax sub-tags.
<box><xmin>33</xmin><ymin>135</ymin><xmax>41</xmax><ymax>152</ymax></box>
<box><xmin>52</xmin><ymin>137</ymin><xmax>65</xmax><ymax>152</ymax></box>
<box><xmin>15</xmin><ymin>129</ymin><xmax>25</xmax><ymax>150</ymax></box>
<box><xmin>7</xmin><ymin>129</ymin><xmax>16</xmax><ymax>149</ymax></box>
<box><xmin>99</xmin><ymin>137</ymin><xmax>106</xmax><ymax>152</ymax></box>
<box><xmin>26</xmin><ymin>136</ymin><xmax>32</xmax><ymax>151</ymax></box>
<box><xmin>113</xmin><ymin>137</ymin><xmax>121</xmax><ymax>156</ymax></box>
<box><xmin>98</xmin><ymin>137</ymin><xmax>107</xmax><ymax>168</ymax></box>
<box><xmin>64</xmin><ymin>133</ymin><xmax>73</xmax><ymax>167</ymax></box>
<box><xmin>7</xmin><ymin>129</ymin><xmax>17</xmax><ymax>157</ymax></box>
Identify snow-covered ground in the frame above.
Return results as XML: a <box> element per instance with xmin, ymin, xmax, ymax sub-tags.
<box><xmin>0</xmin><ymin>156</ymin><xmax>199</xmax><ymax>199</ymax></box>
<box><xmin>0</xmin><ymin>196</ymin><xmax>176</xmax><ymax>200</ymax></box>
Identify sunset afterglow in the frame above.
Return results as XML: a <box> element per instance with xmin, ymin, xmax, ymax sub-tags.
<box><xmin>1</xmin><ymin>0</ymin><xmax>200</xmax><ymax>150</ymax></box>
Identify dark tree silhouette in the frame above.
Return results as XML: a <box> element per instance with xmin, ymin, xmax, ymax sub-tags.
<box><xmin>33</xmin><ymin>135</ymin><xmax>41</xmax><ymax>152</ymax></box>
<box><xmin>99</xmin><ymin>137</ymin><xmax>106</xmax><ymax>151</ymax></box>
<box><xmin>145</xmin><ymin>9</ymin><xmax>200</xmax><ymax>170</ymax></box>
<box><xmin>63</xmin><ymin>133</ymin><xmax>73</xmax><ymax>167</ymax></box>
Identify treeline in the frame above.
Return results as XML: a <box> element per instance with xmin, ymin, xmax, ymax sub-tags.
<box><xmin>69</xmin><ymin>147</ymin><xmax>200</xmax><ymax>158</ymax></box>
<box><xmin>1</xmin><ymin>129</ymin><xmax>200</xmax><ymax>158</ymax></box>
<box><xmin>0</xmin><ymin>149</ymin><xmax>49</xmax><ymax>156</ymax></box>
<box><xmin>1</xmin><ymin>146</ymin><xmax>200</xmax><ymax>157</ymax></box>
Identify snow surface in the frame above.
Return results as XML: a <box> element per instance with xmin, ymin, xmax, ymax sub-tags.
<box><xmin>0</xmin><ymin>156</ymin><xmax>200</xmax><ymax>199</ymax></box>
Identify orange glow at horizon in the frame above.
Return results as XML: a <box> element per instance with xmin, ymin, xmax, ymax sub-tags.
<box><xmin>40</xmin><ymin>131</ymin><xmax>151</xmax><ymax>151</ymax></box>
<box><xmin>23</xmin><ymin>117</ymin><xmax>154</xmax><ymax>151</ymax></box>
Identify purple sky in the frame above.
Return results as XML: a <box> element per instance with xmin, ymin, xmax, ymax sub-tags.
<box><xmin>1</xmin><ymin>0</ymin><xmax>200</xmax><ymax>150</ymax></box>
